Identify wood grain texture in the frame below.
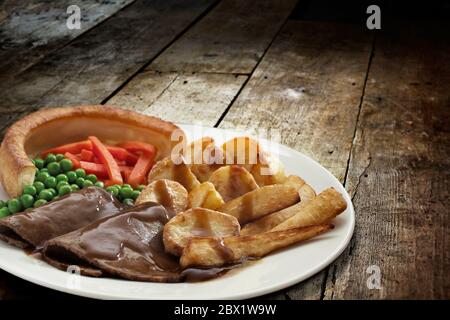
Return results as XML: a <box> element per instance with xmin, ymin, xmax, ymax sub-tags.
<box><xmin>0</xmin><ymin>0</ymin><xmax>135</xmax><ymax>82</ymax></box>
<box><xmin>108</xmin><ymin>71</ymin><xmax>247</xmax><ymax>126</ymax></box>
<box><xmin>149</xmin><ymin>0</ymin><xmax>298</xmax><ymax>74</ymax></box>
<box><xmin>218</xmin><ymin>20</ymin><xmax>374</xmax><ymax>299</ymax></box>
<box><xmin>219</xmin><ymin>20</ymin><xmax>373</xmax><ymax>182</ymax></box>
<box><xmin>324</xmin><ymin>23</ymin><xmax>450</xmax><ymax>299</ymax></box>
<box><xmin>0</xmin><ymin>0</ymin><xmax>215</xmax><ymax>113</ymax></box>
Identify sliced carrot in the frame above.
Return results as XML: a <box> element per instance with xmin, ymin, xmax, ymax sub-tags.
<box><xmin>104</xmin><ymin>180</ymin><xmax>115</xmax><ymax>187</ymax></box>
<box><xmin>115</xmin><ymin>159</ymin><xmax>127</xmax><ymax>166</ymax></box>
<box><xmin>79</xmin><ymin>161</ymin><xmax>108</xmax><ymax>178</ymax></box>
<box><xmin>88</xmin><ymin>136</ymin><xmax>123</xmax><ymax>185</ymax></box>
<box><xmin>64</xmin><ymin>152</ymin><xmax>81</xmax><ymax>168</ymax></box>
<box><xmin>127</xmin><ymin>153</ymin><xmax>154</xmax><ymax>187</ymax></box>
<box><xmin>106</xmin><ymin>146</ymin><xmax>138</xmax><ymax>165</ymax></box>
<box><xmin>42</xmin><ymin>140</ymin><xmax>92</xmax><ymax>158</ymax></box>
<box><xmin>80</xmin><ymin>161</ymin><xmax>132</xmax><ymax>179</ymax></box>
<box><xmin>121</xmin><ymin>167</ymin><xmax>133</xmax><ymax>182</ymax></box>
<box><xmin>117</xmin><ymin>141</ymin><xmax>156</xmax><ymax>156</ymax></box>
<box><xmin>80</xmin><ymin>149</ymin><xmax>94</xmax><ymax>162</ymax></box>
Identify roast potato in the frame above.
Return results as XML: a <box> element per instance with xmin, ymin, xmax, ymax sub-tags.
<box><xmin>163</xmin><ymin>208</ymin><xmax>240</xmax><ymax>256</ymax></box>
<box><xmin>135</xmin><ymin>179</ymin><xmax>188</xmax><ymax>214</ymax></box>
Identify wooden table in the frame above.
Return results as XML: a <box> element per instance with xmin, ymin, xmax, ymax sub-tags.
<box><xmin>0</xmin><ymin>0</ymin><xmax>448</xmax><ymax>300</ymax></box>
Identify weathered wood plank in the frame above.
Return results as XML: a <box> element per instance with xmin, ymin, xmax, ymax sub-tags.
<box><xmin>108</xmin><ymin>71</ymin><xmax>247</xmax><ymax>127</ymax></box>
<box><xmin>149</xmin><ymin>0</ymin><xmax>298</xmax><ymax>74</ymax></box>
<box><xmin>0</xmin><ymin>0</ymin><xmax>135</xmax><ymax>82</ymax></box>
<box><xmin>217</xmin><ymin>20</ymin><xmax>373</xmax><ymax>299</ymax></box>
<box><xmin>324</xmin><ymin>23</ymin><xmax>450</xmax><ymax>299</ymax></box>
<box><xmin>106</xmin><ymin>71</ymin><xmax>178</xmax><ymax>112</ymax></box>
<box><xmin>0</xmin><ymin>0</ymin><xmax>215</xmax><ymax>113</ymax></box>
<box><xmin>219</xmin><ymin>20</ymin><xmax>373</xmax><ymax>181</ymax></box>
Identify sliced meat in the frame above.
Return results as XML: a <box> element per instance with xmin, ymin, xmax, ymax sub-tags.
<box><xmin>0</xmin><ymin>187</ymin><xmax>123</xmax><ymax>249</ymax></box>
<box><xmin>43</xmin><ymin>202</ymin><xmax>184</xmax><ymax>282</ymax></box>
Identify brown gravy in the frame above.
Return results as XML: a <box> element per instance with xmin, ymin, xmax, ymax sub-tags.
<box><xmin>55</xmin><ymin>202</ymin><xmax>236</xmax><ymax>282</ymax></box>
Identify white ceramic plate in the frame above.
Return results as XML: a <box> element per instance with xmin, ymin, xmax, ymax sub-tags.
<box><xmin>0</xmin><ymin>124</ymin><xmax>354</xmax><ymax>300</ymax></box>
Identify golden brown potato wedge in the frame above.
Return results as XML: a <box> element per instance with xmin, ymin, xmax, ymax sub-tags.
<box><xmin>222</xmin><ymin>137</ymin><xmax>261</xmax><ymax>171</ymax></box>
<box><xmin>187</xmin><ymin>137</ymin><xmax>215</xmax><ymax>157</ymax></box>
<box><xmin>186</xmin><ymin>137</ymin><xmax>224</xmax><ymax>182</ymax></box>
<box><xmin>163</xmin><ymin>208</ymin><xmax>240</xmax><ymax>256</ymax></box>
<box><xmin>219</xmin><ymin>185</ymin><xmax>300</xmax><ymax>224</ymax></box>
<box><xmin>135</xmin><ymin>179</ymin><xmax>188</xmax><ymax>214</ymax></box>
<box><xmin>188</xmin><ymin>182</ymin><xmax>225</xmax><ymax>210</ymax></box>
<box><xmin>241</xmin><ymin>201</ymin><xmax>306</xmax><ymax>235</ymax></box>
<box><xmin>272</xmin><ymin>188</ymin><xmax>347</xmax><ymax>231</ymax></box>
<box><xmin>209</xmin><ymin>165</ymin><xmax>258</xmax><ymax>202</ymax></box>
<box><xmin>250</xmin><ymin>151</ymin><xmax>287</xmax><ymax>186</ymax></box>
<box><xmin>240</xmin><ymin>178</ymin><xmax>317</xmax><ymax>235</ymax></box>
<box><xmin>148</xmin><ymin>156</ymin><xmax>200</xmax><ymax>192</ymax></box>
<box><xmin>180</xmin><ymin>224</ymin><xmax>333</xmax><ymax>268</ymax></box>
<box><xmin>283</xmin><ymin>175</ymin><xmax>316</xmax><ymax>201</ymax></box>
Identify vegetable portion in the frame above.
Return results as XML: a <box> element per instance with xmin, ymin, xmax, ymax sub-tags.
<box><xmin>88</xmin><ymin>136</ymin><xmax>123</xmax><ymax>185</ymax></box>
<box><xmin>0</xmin><ymin>136</ymin><xmax>156</xmax><ymax>218</ymax></box>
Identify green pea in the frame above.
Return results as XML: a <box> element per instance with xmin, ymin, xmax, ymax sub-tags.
<box><xmin>0</xmin><ymin>200</ymin><xmax>7</xmax><ymax>208</ymax></box>
<box><xmin>120</xmin><ymin>187</ymin><xmax>133</xmax><ymax>199</ymax></box>
<box><xmin>58</xmin><ymin>185</ymin><xmax>72</xmax><ymax>196</ymax></box>
<box><xmin>56</xmin><ymin>154</ymin><xmax>65</xmax><ymax>162</ymax></box>
<box><xmin>70</xmin><ymin>184</ymin><xmax>80</xmax><ymax>192</ymax></box>
<box><xmin>75</xmin><ymin>168</ymin><xmax>86</xmax><ymax>178</ymax></box>
<box><xmin>122</xmin><ymin>198</ymin><xmax>134</xmax><ymax>206</ymax></box>
<box><xmin>33</xmin><ymin>181</ymin><xmax>45</xmax><ymax>193</ymax></box>
<box><xmin>8</xmin><ymin>198</ymin><xmax>22</xmax><ymax>214</ymax></box>
<box><xmin>34</xmin><ymin>199</ymin><xmax>47</xmax><ymax>208</ymax></box>
<box><xmin>23</xmin><ymin>185</ymin><xmax>37</xmax><ymax>196</ymax></box>
<box><xmin>60</xmin><ymin>159</ymin><xmax>73</xmax><ymax>172</ymax></box>
<box><xmin>56</xmin><ymin>181</ymin><xmax>69</xmax><ymax>191</ymax></box>
<box><xmin>40</xmin><ymin>168</ymin><xmax>49</xmax><ymax>174</ymax></box>
<box><xmin>131</xmin><ymin>190</ymin><xmax>140</xmax><ymax>200</ymax></box>
<box><xmin>47</xmin><ymin>162</ymin><xmax>61</xmax><ymax>176</ymax></box>
<box><xmin>94</xmin><ymin>181</ymin><xmax>104</xmax><ymax>188</ymax></box>
<box><xmin>66</xmin><ymin>171</ymin><xmax>77</xmax><ymax>183</ymax></box>
<box><xmin>38</xmin><ymin>190</ymin><xmax>53</xmax><ymax>201</ymax></box>
<box><xmin>56</xmin><ymin>174</ymin><xmax>69</xmax><ymax>183</ymax></box>
<box><xmin>48</xmin><ymin>188</ymin><xmax>57</xmax><ymax>197</ymax></box>
<box><xmin>0</xmin><ymin>207</ymin><xmax>10</xmax><ymax>218</ymax></box>
<box><xmin>45</xmin><ymin>153</ymin><xmax>57</xmax><ymax>164</ymax></box>
<box><xmin>86</xmin><ymin>174</ymin><xmax>97</xmax><ymax>183</ymax></box>
<box><xmin>76</xmin><ymin>177</ymin><xmax>85</xmax><ymax>188</ymax></box>
<box><xmin>106</xmin><ymin>186</ymin><xmax>119</xmax><ymax>197</ymax></box>
<box><xmin>137</xmin><ymin>185</ymin><xmax>146</xmax><ymax>191</ymax></box>
<box><xmin>122</xmin><ymin>184</ymin><xmax>132</xmax><ymax>189</ymax></box>
<box><xmin>34</xmin><ymin>158</ymin><xmax>45</xmax><ymax>169</ymax></box>
<box><xmin>44</xmin><ymin>176</ymin><xmax>57</xmax><ymax>189</ymax></box>
<box><xmin>83</xmin><ymin>180</ymin><xmax>94</xmax><ymax>188</ymax></box>
<box><xmin>20</xmin><ymin>194</ymin><xmax>34</xmax><ymax>209</ymax></box>
<box><xmin>36</xmin><ymin>171</ymin><xmax>50</xmax><ymax>183</ymax></box>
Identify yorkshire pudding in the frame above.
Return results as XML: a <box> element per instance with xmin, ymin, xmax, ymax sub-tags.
<box><xmin>0</xmin><ymin>105</ymin><xmax>185</xmax><ymax>198</ymax></box>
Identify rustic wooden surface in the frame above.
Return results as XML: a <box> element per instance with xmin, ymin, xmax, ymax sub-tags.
<box><xmin>149</xmin><ymin>0</ymin><xmax>298</xmax><ymax>74</ymax></box>
<box><xmin>0</xmin><ymin>0</ymin><xmax>448</xmax><ymax>300</ymax></box>
<box><xmin>0</xmin><ymin>0</ymin><xmax>135</xmax><ymax>82</ymax></box>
